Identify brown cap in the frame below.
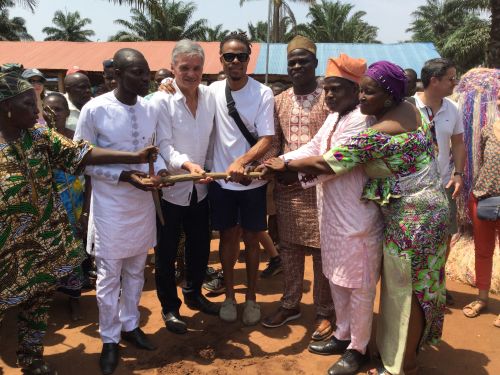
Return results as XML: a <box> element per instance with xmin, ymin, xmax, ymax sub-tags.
<box><xmin>287</xmin><ymin>35</ymin><xmax>316</xmax><ymax>55</ymax></box>
<box><xmin>325</xmin><ymin>53</ymin><xmax>366</xmax><ymax>83</ymax></box>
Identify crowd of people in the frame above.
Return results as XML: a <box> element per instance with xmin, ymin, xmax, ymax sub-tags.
<box><xmin>0</xmin><ymin>31</ymin><xmax>499</xmax><ymax>375</ymax></box>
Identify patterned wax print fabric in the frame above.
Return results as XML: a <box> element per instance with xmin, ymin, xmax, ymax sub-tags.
<box><xmin>54</xmin><ymin>169</ymin><xmax>85</xmax><ymax>296</ymax></box>
<box><xmin>270</xmin><ymin>86</ymin><xmax>329</xmax><ymax>248</ymax></box>
<box><xmin>0</xmin><ymin>125</ymin><xmax>91</xmax><ymax>314</ymax></box>
<box><xmin>323</xmin><ymin>116</ymin><xmax>449</xmax><ymax>373</ymax></box>
<box><xmin>473</xmin><ymin>122</ymin><xmax>500</xmax><ymax>199</ymax></box>
<box><xmin>53</xmin><ymin>170</ymin><xmax>84</xmax><ymax>230</ymax></box>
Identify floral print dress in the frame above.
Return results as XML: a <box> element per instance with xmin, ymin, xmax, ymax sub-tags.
<box><xmin>0</xmin><ymin>125</ymin><xmax>91</xmax><ymax>314</ymax></box>
<box><xmin>323</xmin><ymin>116</ymin><xmax>449</xmax><ymax>374</ymax></box>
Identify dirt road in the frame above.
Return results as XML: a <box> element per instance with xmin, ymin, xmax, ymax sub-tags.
<box><xmin>1</xmin><ymin>243</ymin><xmax>499</xmax><ymax>374</ymax></box>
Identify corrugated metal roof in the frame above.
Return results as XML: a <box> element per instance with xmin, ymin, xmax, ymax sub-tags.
<box><xmin>0</xmin><ymin>41</ymin><xmax>260</xmax><ymax>74</ymax></box>
<box><xmin>254</xmin><ymin>42</ymin><xmax>440</xmax><ymax>78</ymax></box>
<box><xmin>0</xmin><ymin>41</ymin><xmax>438</xmax><ymax>77</ymax></box>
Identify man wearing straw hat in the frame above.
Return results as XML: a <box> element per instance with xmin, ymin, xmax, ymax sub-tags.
<box><xmin>261</xmin><ymin>35</ymin><xmax>334</xmax><ymax>340</ymax></box>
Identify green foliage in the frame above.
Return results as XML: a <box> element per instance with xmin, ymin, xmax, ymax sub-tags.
<box><xmin>0</xmin><ymin>0</ymin><xmax>36</xmax><ymax>12</ymax></box>
<box><xmin>296</xmin><ymin>0</ymin><xmax>378</xmax><ymax>42</ymax></box>
<box><xmin>0</xmin><ymin>0</ymin><xmax>33</xmax><ymax>40</ymax></box>
<box><xmin>248</xmin><ymin>21</ymin><xmax>268</xmax><ymax>42</ymax></box>
<box><xmin>248</xmin><ymin>17</ymin><xmax>295</xmax><ymax>42</ymax></box>
<box><xmin>240</xmin><ymin>0</ymin><xmax>315</xmax><ymax>42</ymax></box>
<box><xmin>109</xmin><ymin>0</ymin><xmax>208</xmax><ymax>41</ymax></box>
<box><xmin>199</xmin><ymin>24</ymin><xmax>230</xmax><ymax>42</ymax></box>
<box><xmin>407</xmin><ymin>0</ymin><xmax>491</xmax><ymax>72</ymax></box>
<box><xmin>42</xmin><ymin>10</ymin><xmax>95</xmax><ymax>41</ymax></box>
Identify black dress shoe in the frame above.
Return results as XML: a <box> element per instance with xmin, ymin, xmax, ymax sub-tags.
<box><xmin>327</xmin><ymin>349</ymin><xmax>368</xmax><ymax>375</ymax></box>
<box><xmin>99</xmin><ymin>343</ymin><xmax>119</xmax><ymax>375</ymax></box>
<box><xmin>308</xmin><ymin>336</ymin><xmax>350</xmax><ymax>356</ymax></box>
<box><xmin>121</xmin><ymin>327</ymin><xmax>157</xmax><ymax>351</ymax></box>
<box><xmin>162</xmin><ymin>311</ymin><xmax>188</xmax><ymax>334</ymax></box>
<box><xmin>184</xmin><ymin>294</ymin><xmax>220</xmax><ymax>315</ymax></box>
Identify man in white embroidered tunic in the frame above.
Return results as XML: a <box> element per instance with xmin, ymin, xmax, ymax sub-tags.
<box><xmin>74</xmin><ymin>48</ymin><xmax>165</xmax><ymax>375</ymax></box>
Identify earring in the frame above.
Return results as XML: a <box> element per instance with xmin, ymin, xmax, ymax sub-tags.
<box><xmin>7</xmin><ymin>111</ymin><xmax>11</xmax><ymax>118</ymax></box>
<box><xmin>384</xmin><ymin>99</ymin><xmax>392</xmax><ymax>108</ymax></box>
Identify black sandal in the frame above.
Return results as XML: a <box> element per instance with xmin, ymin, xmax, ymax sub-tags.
<box><xmin>22</xmin><ymin>359</ymin><xmax>57</xmax><ymax>375</ymax></box>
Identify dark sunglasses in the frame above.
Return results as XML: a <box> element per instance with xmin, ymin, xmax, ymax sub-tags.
<box><xmin>222</xmin><ymin>53</ymin><xmax>250</xmax><ymax>63</ymax></box>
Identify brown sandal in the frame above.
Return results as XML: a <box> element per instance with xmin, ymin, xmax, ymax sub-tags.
<box><xmin>462</xmin><ymin>300</ymin><xmax>487</xmax><ymax>318</ymax></box>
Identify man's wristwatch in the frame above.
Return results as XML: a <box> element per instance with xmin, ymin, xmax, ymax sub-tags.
<box><xmin>454</xmin><ymin>172</ymin><xmax>464</xmax><ymax>177</ymax></box>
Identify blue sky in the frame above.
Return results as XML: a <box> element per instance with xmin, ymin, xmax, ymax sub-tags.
<box><xmin>11</xmin><ymin>0</ymin><xmax>427</xmax><ymax>43</ymax></box>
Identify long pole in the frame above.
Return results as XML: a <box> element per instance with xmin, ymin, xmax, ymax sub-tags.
<box><xmin>265</xmin><ymin>0</ymin><xmax>272</xmax><ymax>84</ymax></box>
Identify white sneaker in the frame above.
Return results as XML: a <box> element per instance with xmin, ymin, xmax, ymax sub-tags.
<box><xmin>219</xmin><ymin>298</ymin><xmax>237</xmax><ymax>322</ymax></box>
<box><xmin>242</xmin><ymin>300</ymin><xmax>261</xmax><ymax>326</ymax></box>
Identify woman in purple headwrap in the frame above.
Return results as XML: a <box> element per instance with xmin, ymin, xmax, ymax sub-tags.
<box><xmin>262</xmin><ymin>61</ymin><xmax>449</xmax><ymax>375</ymax></box>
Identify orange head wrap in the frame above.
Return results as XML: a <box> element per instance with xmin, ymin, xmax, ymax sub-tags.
<box><xmin>325</xmin><ymin>53</ymin><xmax>367</xmax><ymax>84</ymax></box>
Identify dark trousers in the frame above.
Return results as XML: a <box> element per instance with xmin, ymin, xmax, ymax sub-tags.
<box><xmin>154</xmin><ymin>188</ymin><xmax>210</xmax><ymax>314</ymax></box>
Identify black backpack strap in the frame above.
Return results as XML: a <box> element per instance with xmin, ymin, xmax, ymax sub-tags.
<box><xmin>225</xmin><ymin>81</ymin><xmax>257</xmax><ymax>147</ymax></box>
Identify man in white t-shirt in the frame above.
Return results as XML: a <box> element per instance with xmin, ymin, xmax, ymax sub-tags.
<box><xmin>413</xmin><ymin>58</ymin><xmax>466</xmax><ymax>305</ymax></box>
<box><xmin>209</xmin><ymin>32</ymin><xmax>274</xmax><ymax>325</ymax></box>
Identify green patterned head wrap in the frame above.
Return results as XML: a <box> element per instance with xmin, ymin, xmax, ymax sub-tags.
<box><xmin>0</xmin><ymin>63</ymin><xmax>33</xmax><ymax>103</ymax></box>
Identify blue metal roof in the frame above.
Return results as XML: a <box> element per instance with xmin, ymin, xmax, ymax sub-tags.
<box><xmin>254</xmin><ymin>42</ymin><xmax>440</xmax><ymax>78</ymax></box>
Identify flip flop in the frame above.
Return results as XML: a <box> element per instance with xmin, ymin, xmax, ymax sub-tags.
<box><xmin>462</xmin><ymin>300</ymin><xmax>487</xmax><ymax>318</ymax></box>
<box><xmin>494</xmin><ymin>315</ymin><xmax>500</xmax><ymax>328</ymax></box>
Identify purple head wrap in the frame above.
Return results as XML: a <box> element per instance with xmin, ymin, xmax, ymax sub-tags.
<box><xmin>365</xmin><ymin>61</ymin><xmax>407</xmax><ymax>103</ymax></box>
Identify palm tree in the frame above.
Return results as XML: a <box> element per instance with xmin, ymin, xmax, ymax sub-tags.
<box><xmin>248</xmin><ymin>17</ymin><xmax>295</xmax><ymax>42</ymax></box>
<box><xmin>239</xmin><ymin>0</ymin><xmax>315</xmax><ymax>43</ymax></box>
<box><xmin>109</xmin><ymin>0</ymin><xmax>207</xmax><ymax>41</ymax></box>
<box><xmin>199</xmin><ymin>24</ymin><xmax>229</xmax><ymax>42</ymax></box>
<box><xmin>296</xmin><ymin>0</ymin><xmax>378</xmax><ymax>42</ymax></box>
<box><xmin>0</xmin><ymin>2</ymin><xmax>32</xmax><ymax>40</ymax></box>
<box><xmin>0</xmin><ymin>0</ymin><xmax>36</xmax><ymax>11</ymax></box>
<box><xmin>42</xmin><ymin>10</ymin><xmax>95</xmax><ymax>41</ymax></box>
<box><xmin>407</xmin><ymin>0</ymin><xmax>491</xmax><ymax>72</ymax></box>
<box><xmin>248</xmin><ymin>21</ymin><xmax>268</xmax><ymax>42</ymax></box>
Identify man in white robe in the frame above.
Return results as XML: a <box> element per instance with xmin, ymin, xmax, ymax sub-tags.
<box><xmin>261</xmin><ymin>55</ymin><xmax>383</xmax><ymax>375</ymax></box>
<box><xmin>74</xmin><ymin>48</ymin><xmax>166</xmax><ymax>375</ymax></box>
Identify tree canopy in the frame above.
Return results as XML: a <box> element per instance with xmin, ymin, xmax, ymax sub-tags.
<box><xmin>0</xmin><ymin>1</ymin><xmax>32</xmax><ymax>40</ymax></box>
<box><xmin>240</xmin><ymin>0</ymin><xmax>315</xmax><ymax>42</ymax></box>
<box><xmin>42</xmin><ymin>10</ymin><xmax>95</xmax><ymax>41</ymax></box>
<box><xmin>296</xmin><ymin>0</ymin><xmax>378</xmax><ymax>43</ymax></box>
<box><xmin>109</xmin><ymin>0</ymin><xmax>207</xmax><ymax>41</ymax></box>
<box><xmin>407</xmin><ymin>0</ymin><xmax>491</xmax><ymax>72</ymax></box>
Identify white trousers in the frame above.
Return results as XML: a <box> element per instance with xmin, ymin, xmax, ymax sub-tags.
<box><xmin>95</xmin><ymin>252</ymin><xmax>148</xmax><ymax>343</ymax></box>
<box><xmin>330</xmin><ymin>281</ymin><xmax>377</xmax><ymax>354</ymax></box>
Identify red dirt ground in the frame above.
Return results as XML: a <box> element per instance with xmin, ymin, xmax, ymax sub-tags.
<box><xmin>1</xmin><ymin>241</ymin><xmax>499</xmax><ymax>375</ymax></box>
